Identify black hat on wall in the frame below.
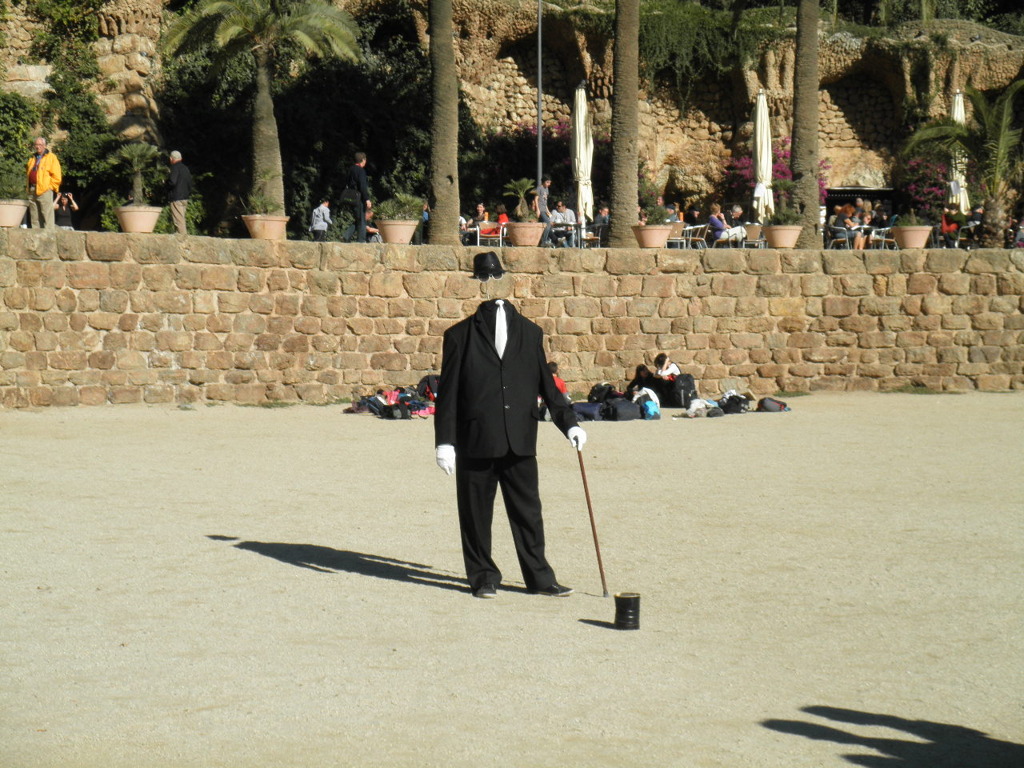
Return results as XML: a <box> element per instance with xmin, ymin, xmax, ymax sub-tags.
<box><xmin>472</xmin><ymin>251</ymin><xmax>505</xmax><ymax>281</ymax></box>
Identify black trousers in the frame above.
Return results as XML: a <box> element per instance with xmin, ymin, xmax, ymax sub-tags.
<box><xmin>455</xmin><ymin>452</ymin><xmax>556</xmax><ymax>592</ymax></box>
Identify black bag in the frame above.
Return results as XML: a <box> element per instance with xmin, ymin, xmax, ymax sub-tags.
<box><xmin>666</xmin><ymin>374</ymin><xmax>698</xmax><ymax>408</ymax></box>
<box><xmin>381</xmin><ymin>402</ymin><xmax>411</xmax><ymax>420</ymax></box>
<box><xmin>718</xmin><ymin>394</ymin><xmax>751</xmax><ymax>414</ymax></box>
<box><xmin>339</xmin><ymin>188</ymin><xmax>361</xmax><ymax>205</ymax></box>
<box><xmin>417</xmin><ymin>374</ymin><xmax>440</xmax><ymax>402</ymax></box>
<box><xmin>588</xmin><ymin>382</ymin><xmax>615</xmax><ymax>403</ymax></box>
<box><xmin>602</xmin><ymin>397</ymin><xmax>641</xmax><ymax>421</ymax></box>
<box><xmin>572</xmin><ymin>402</ymin><xmax>604</xmax><ymax>421</ymax></box>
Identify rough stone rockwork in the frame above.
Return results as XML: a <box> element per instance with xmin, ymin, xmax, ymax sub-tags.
<box><xmin>1</xmin><ymin>230</ymin><xmax>1021</xmax><ymax>409</ymax></box>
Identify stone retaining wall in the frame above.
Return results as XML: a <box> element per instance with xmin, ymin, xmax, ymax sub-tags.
<box><xmin>1</xmin><ymin>229</ymin><xmax>1021</xmax><ymax>408</ymax></box>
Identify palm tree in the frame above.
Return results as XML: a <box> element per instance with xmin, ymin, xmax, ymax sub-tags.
<box><xmin>163</xmin><ymin>0</ymin><xmax>358</xmax><ymax>215</ymax></box>
<box><xmin>903</xmin><ymin>81</ymin><xmax>1024</xmax><ymax>248</ymax></box>
<box><xmin>609</xmin><ymin>0</ymin><xmax>639</xmax><ymax>248</ymax></box>
<box><xmin>428</xmin><ymin>0</ymin><xmax>460</xmax><ymax>246</ymax></box>
<box><xmin>109</xmin><ymin>142</ymin><xmax>160</xmax><ymax>206</ymax></box>
<box><xmin>789</xmin><ymin>0</ymin><xmax>821</xmax><ymax>249</ymax></box>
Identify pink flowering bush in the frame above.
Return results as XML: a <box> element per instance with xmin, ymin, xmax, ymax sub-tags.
<box><xmin>723</xmin><ymin>137</ymin><xmax>830</xmax><ymax>207</ymax></box>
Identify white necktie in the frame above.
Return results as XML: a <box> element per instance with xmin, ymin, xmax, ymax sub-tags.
<box><xmin>495</xmin><ymin>300</ymin><xmax>507</xmax><ymax>359</ymax></box>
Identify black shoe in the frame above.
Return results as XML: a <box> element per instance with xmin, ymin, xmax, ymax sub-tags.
<box><xmin>472</xmin><ymin>584</ymin><xmax>497</xmax><ymax>599</ymax></box>
<box><xmin>529</xmin><ymin>583</ymin><xmax>573</xmax><ymax>597</ymax></box>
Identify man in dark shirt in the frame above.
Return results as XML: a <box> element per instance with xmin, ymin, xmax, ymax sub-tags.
<box><xmin>167</xmin><ymin>151</ymin><xmax>192</xmax><ymax>235</ymax></box>
<box><xmin>346</xmin><ymin>152</ymin><xmax>371</xmax><ymax>243</ymax></box>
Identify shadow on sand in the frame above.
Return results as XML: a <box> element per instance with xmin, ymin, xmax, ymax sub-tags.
<box><xmin>762</xmin><ymin>705</ymin><xmax>1024</xmax><ymax>767</ymax></box>
<box><xmin>207</xmin><ymin>535</ymin><xmax>466</xmax><ymax>593</ymax></box>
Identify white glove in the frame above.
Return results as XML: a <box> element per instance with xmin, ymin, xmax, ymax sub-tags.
<box><xmin>567</xmin><ymin>426</ymin><xmax>587</xmax><ymax>451</ymax></box>
<box><xmin>435</xmin><ymin>444</ymin><xmax>455</xmax><ymax>476</ymax></box>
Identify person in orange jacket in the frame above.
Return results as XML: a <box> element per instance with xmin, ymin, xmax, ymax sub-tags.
<box><xmin>26</xmin><ymin>137</ymin><xmax>62</xmax><ymax>229</ymax></box>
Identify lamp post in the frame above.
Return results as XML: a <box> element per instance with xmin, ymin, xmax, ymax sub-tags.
<box><xmin>536</xmin><ymin>0</ymin><xmax>543</xmax><ymax>190</ymax></box>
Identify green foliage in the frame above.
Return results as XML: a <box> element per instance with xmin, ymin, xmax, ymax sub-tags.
<box><xmin>375</xmin><ymin>193</ymin><xmax>423</xmax><ymax>220</ymax></box>
<box><xmin>26</xmin><ymin>0</ymin><xmax>104</xmax><ymax>60</ymax></box>
<box><xmin>0</xmin><ymin>92</ymin><xmax>37</xmax><ymax>199</ymax></box>
<box><xmin>107</xmin><ymin>142</ymin><xmax>160</xmax><ymax>205</ymax></box>
<box><xmin>766</xmin><ymin>179</ymin><xmax>802</xmax><ymax>224</ymax></box>
<box><xmin>0</xmin><ymin>159</ymin><xmax>24</xmax><ymax>199</ymax></box>
<box><xmin>642</xmin><ymin>203</ymin><xmax>670</xmax><ymax>225</ymax></box>
<box><xmin>503</xmin><ymin>178</ymin><xmax>535</xmax><ymax>221</ymax></box>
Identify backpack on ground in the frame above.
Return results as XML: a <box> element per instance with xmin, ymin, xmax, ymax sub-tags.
<box><xmin>667</xmin><ymin>374</ymin><xmax>698</xmax><ymax>408</ymax></box>
<box><xmin>718</xmin><ymin>392</ymin><xmax>751</xmax><ymax>414</ymax></box>
<box><xmin>757</xmin><ymin>396</ymin><xmax>790</xmax><ymax>412</ymax></box>
<box><xmin>632</xmin><ymin>388</ymin><xmax>661</xmax><ymax>420</ymax></box>
<box><xmin>381</xmin><ymin>402</ymin><xmax>411</xmax><ymax>420</ymax></box>
<box><xmin>572</xmin><ymin>402</ymin><xmax>604</xmax><ymax>421</ymax></box>
<box><xmin>417</xmin><ymin>374</ymin><xmax>440</xmax><ymax>402</ymax></box>
<box><xmin>602</xmin><ymin>397</ymin><xmax>641</xmax><ymax>421</ymax></box>
<box><xmin>588</xmin><ymin>382</ymin><xmax>617</xmax><ymax>403</ymax></box>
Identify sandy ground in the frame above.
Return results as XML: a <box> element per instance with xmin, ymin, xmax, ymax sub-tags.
<box><xmin>1</xmin><ymin>392</ymin><xmax>1022</xmax><ymax>768</ymax></box>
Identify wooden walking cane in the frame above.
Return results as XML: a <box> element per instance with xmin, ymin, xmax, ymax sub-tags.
<box><xmin>576</xmin><ymin>448</ymin><xmax>609</xmax><ymax>598</ymax></box>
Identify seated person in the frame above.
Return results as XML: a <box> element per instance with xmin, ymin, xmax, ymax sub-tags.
<box><xmin>725</xmin><ymin>204</ymin><xmax>745</xmax><ymax>228</ymax></box>
<box><xmin>853</xmin><ymin>210</ymin><xmax>874</xmax><ymax>250</ymax></box>
<box><xmin>664</xmin><ymin>203</ymin><xmax>680</xmax><ymax>223</ymax></box>
<box><xmin>654</xmin><ymin>352</ymin><xmax>680</xmax><ymax>380</ymax></box>
<box><xmin>684</xmin><ymin>204</ymin><xmax>702</xmax><ymax>227</ymax></box>
<box><xmin>624</xmin><ymin>364</ymin><xmax>655</xmax><ymax>400</ymax></box>
<box><xmin>707</xmin><ymin>203</ymin><xmax>746</xmax><ymax>244</ymax></box>
<box><xmin>550</xmin><ymin>200</ymin><xmax>577</xmax><ymax>247</ymax></box>
<box><xmin>479</xmin><ymin>203</ymin><xmax>508</xmax><ymax>236</ymax></box>
<box><xmin>940</xmin><ymin>204</ymin><xmax>966</xmax><ymax>248</ymax></box>
<box><xmin>365</xmin><ymin>208</ymin><xmax>382</xmax><ymax>243</ymax></box>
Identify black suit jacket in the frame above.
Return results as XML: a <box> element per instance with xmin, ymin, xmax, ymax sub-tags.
<box><xmin>435</xmin><ymin>300</ymin><xmax>577</xmax><ymax>458</ymax></box>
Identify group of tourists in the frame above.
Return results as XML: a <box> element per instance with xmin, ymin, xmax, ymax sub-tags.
<box><xmin>24</xmin><ymin>137</ymin><xmax>192</xmax><ymax>235</ymax></box>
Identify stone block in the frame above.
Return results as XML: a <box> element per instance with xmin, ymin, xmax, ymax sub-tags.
<box><xmin>85</xmin><ymin>232</ymin><xmax>129</xmax><ymax>262</ymax></box>
<box><xmin>641</xmin><ymin>275</ymin><xmax>675</xmax><ymax>297</ymax></box>
<box><xmin>735</xmin><ymin>297</ymin><xmax>768</xmax><ymax>317</ymax></box>
<box><xmin>823</xmin><ymin>297</ymin><xmax>858</xmax><ymax>316</ymax></box>
<box><xmin>704</xmin><ymin>296</ymin><xmax>737</xmax><ymax>317</ymax></box>
<box><xmin>711</xmin><ymin>274</ymin><xmax>757</xmax><ymax>297</ymax></box>
<box><xmin>840</xmin><ymin>274</ymin><xmax>873</xmax><ymax>296</ymax></box>
<box><xmin>565</xmin><ymin>297</ymin><xmax>601</xmax><ymax>318</ymax></box>
<box><xmin>605</xmin><ymin>250</ymin><xmax>656</xmax><ymax>275</ymax></box>
<box><xmin>768</xmin><ymin>297</ymin><xmax>805</xmax><ymax>317</ymax></box>
<box><xmin>702</xmin><ymin>250</ymin><xmax>745</xmax><ymax>273</ymax></box>
<box><xmin>144</xmin><ymin>265</ymin><xmax>177</xmax><ymax>291</ymax></box>
<box><xmin>67</xmin><ymin>262</ymin><xmax>110</xmax><ymax>289</ymax></box>
<box><xmin>757</xmin><ymin>275</ymin><xmax>792</xmax><ymax>297</ymax></box>
<box><xmin>369</xmin><ymin>272</ymin><xmax>404</xmax><ymax>298</ymax></box>
<box><xmin>823</xmin><ymin>252</ymin><xmax>866</xmax><ymax>274</ymax></box>
<box><xmin>863</xmin><ymin>252</ymin><xmax>900</xmax><ymax>274</ymax></box>
<box><xmin>907</xmin><ymin>273</ymin><xmax>938</xmax><ymax>294</ymax></box>
<box><xmin>964</xmin><ymin>250</ymin><xmax>1011</xmax><ymax>274</ymax></box>
<box><xmin>656</xmin><ymin>250</ymin><xmax>700</xmax><ymax>274</ymax></box>
<box><xmin>781</xmin><ymin>251</ymin><xmax>821</xmax><ymax>273</ymax></box>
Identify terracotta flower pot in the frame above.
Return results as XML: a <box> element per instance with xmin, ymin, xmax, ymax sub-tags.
<box><xmin>0</xmin><ymin>199</ymin><xmax>30</xmax><ymax>228</ymax></box>
<box><xmin>762</xmin><ymin>224</ymin><xmax>803</xmax><ymax>249</ymax></box>
<box><xmin>631</xmin><ymin>224</ymin><xmax>673</xmax><ymax>248</ymax></box>
<box><xmin>242</xmin><ymin>214</ymin><xmax>289</xmax><ymax>240</ymax></box>
<box><xmin>377</xmin><ymin>219</ymin><xmax>419</xmax><ymax>245</ymax></box>
<box><xmin>115</xmin><ymin>205</ymin><xmax>163</xmax><ymax>234</ymax></box>
<box><xmin>891</xmin><ymin>225</ymin><xmax>932</xmax><ymax>249</ymax></box>
<box><xmin>505</xmin><ymin>221</ymin><xmax>546</xmax><ymax>247</ymax></box>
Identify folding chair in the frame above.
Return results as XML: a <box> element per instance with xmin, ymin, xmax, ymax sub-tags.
<box><xmin>828</xmin><ymin>226</ymin><xmax>853</xmax><ymax>249</ymax></box>
<box><xmin>666</xmin><ymin>221</ymin><xmax>687</xmax><ymax>248</ymax></box>
<box><xmin>476</xmin><ymin>223</ymin><xmax>505</xmax><ymax>248</ymax></box>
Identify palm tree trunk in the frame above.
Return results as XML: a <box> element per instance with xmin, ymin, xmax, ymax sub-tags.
<box><xmin>609</xmin><ymin>0</ymin><xmax>639</xmax><ymax>249</ymax></box>
<box><xmin>790</xmin><ymin>0</ymin><xmax>821</xmax><ymax>249</ymax></box>
<box><xmin>253</xmin><ymin>53</ymin><xmax>285</xmax><ymax>214</ymax></box>
<box><xmin>428</xmin><ymin>0</ymin><xmax>460</xmax><ymax>246</ymax></box>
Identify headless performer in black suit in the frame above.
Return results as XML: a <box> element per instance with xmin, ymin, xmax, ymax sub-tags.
<box><xmin>434</xmin><ymin>256</ymin><xmax>586</xmax><ymax>598</ymax></box>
